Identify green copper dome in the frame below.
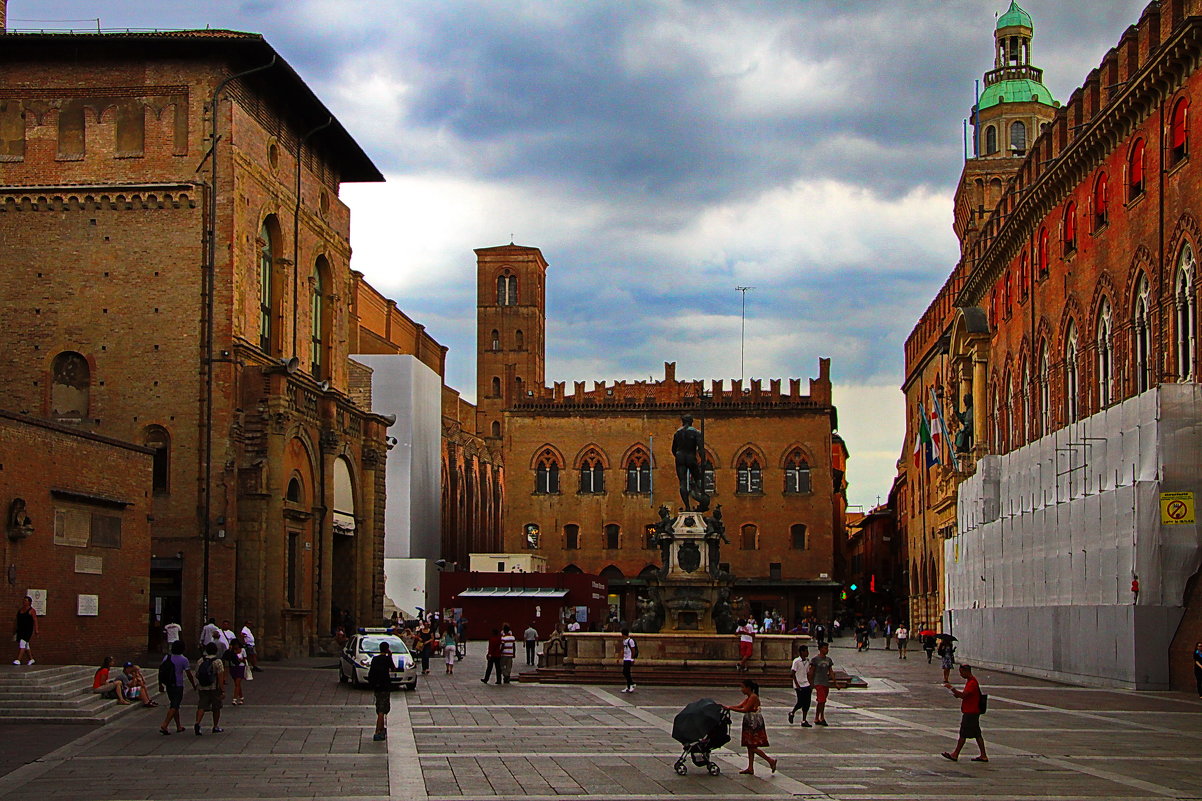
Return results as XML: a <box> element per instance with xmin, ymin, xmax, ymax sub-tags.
<box><xmin>997</xmin><ymin>1</ymin><xmax>1033</xmax><ymax>29</ymax></box>
<box><xmin>978</xmin><ymin>78</ymin><xmax>1056</xmax><ymax>110</ymax></box>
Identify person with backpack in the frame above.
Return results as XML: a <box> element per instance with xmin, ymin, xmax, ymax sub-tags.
<box><xmin>619</xmin><ymin>626</ymin><xmax>637</xmax><ymax>693</ymax></box>
<box><xmin>367</xmin><ymin>641</ymin><xmax>395</xmax><ymax>742</ymax></box>
<box><xmin>940</xmin><ymin>664</ymin><xmax>988</xmax><ymax>763</ymax></box>
<box><xmin>193</xmin><ymin>641</ymin><xmax>225</xmax><ymax>735</ymax></box>
<box><xmin>159</xmin><ymin>641</ymin><xmax>195</xmax><ymax>735</ymax></box>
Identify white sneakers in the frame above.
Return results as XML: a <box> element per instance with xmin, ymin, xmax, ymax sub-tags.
<box><xmin>12</xmin><ymin>660</ymin><xmax>35</xmax><ymax>665</ymax></box>
<box><xmin>620</xmin><ymin>685</ymin><xmax>636</xmax><ymax>693</ymax></box>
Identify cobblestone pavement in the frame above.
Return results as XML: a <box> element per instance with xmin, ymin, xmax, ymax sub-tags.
<box><xmin>2</xmin><ymin>641</ymin><xmax>1202</xmax><ymax>800</ymax></box>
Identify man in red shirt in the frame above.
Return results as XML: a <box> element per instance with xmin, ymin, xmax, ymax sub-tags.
<box><xmin>941</xmin><ymin>664</ymin><xmax>988</xmax><ymax>762</ymax></box>
<box><xmin>481</xmin><ymin>628</ymin><xmax>502</xmax><ymax>685</ymax></box>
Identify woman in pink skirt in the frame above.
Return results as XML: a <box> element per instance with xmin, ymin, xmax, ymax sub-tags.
<box><xmin>724</xmin><ymin>678</ymin><xmax>778</xmax><ymax>775</ymax></box>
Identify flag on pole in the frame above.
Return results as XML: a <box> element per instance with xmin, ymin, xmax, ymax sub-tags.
<box><xmin>928</xmin><ymin>387</ymin><xmax>959</xmax><ymax>471</ymax></box>
<box><xmin>918</xmin><ymin>401</ymin><xmax>939</xmax><ymax>467</ymax></box>
<box><xmin>912</xmin><ymin>429</ymin><xmax>921</xmax><ymax>470</ymax></box>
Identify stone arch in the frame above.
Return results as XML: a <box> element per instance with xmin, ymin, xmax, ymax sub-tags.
<box><xmin>1167</xmin><ymin>213</ymin><xmax>1202</xmax><ymax>280</ymax></box>
<box><xmin>777</xmin><ymin>442</ymin><xmax>816</xmax><ymax>469</ymax></box>
<box><xmin>619</xmin><ymin>442</ymin><xmax>650</xmax><ymax>468</ymax></box>
<box><xmin>572</xmin><ymin>443</ymin><xmax>610</xmax><ymax>470</ymax></box>
<box><xmin>528</xmin><ymin>444</ymin><xmax>565</xmax><ymax>470</ymax></box>
<box><xmin>599</xmin><ymin>564</ymin><xmax>624</xmax><ymax>581</ymax></box>
<box><xmin>728</xmin><ymin>442</ymin><xmax>766</xmax><ymax>470</ymax></box>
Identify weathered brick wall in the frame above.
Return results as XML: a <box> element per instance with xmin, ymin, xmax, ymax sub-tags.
<box><xmin>0</xmin><ymin>412</ymin><xmax>152</xmax><ymax>666</ymax></box>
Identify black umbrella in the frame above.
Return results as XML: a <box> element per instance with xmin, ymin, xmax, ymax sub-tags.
<box><xmin>935</xmin><ymin>633</ymin><xmax>957</xmax><ymax>642</ymax></box>
<box><xmin>672</xmin><ymin>699</ymin><xmax>726</xmax><ymax>744</ymax></box>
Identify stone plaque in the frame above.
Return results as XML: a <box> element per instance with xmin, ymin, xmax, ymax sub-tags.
<box><xmin>77</xmin><ymin>594</ymin><xmax>99</xmax><ymax>616</ymax></box>
<box><xmin>75</xmin><ymin>554</ymin><xmax>103</xmax><ymax>574</ymax></box>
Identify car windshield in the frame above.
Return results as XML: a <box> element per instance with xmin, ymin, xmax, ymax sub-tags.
<box><xmin>360</xmin><ymin>636</ymin><xmax>408</xmax><ymax>656</ymax></box>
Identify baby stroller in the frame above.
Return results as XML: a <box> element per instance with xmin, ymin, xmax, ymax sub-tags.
<box><xmin>671</xmin><ymin>699</ymin><xmax>731</xmax><ymax>775</ymax></box>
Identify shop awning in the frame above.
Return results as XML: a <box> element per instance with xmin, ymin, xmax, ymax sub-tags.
<box><xmin>456</xmin><ymin>587</ymin><xmax>569</xmax><ymax>598</ymax></box>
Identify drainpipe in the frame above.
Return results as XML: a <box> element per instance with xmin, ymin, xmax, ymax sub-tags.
<box><xmin>200</xmin><ymin>56</ymin><xmax>277</xmax><ymax>622</ymax></box>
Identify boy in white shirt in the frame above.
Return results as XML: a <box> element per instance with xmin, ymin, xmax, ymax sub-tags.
<box><xmin>788</xmin><ymin>644</ymin><xmax>812</xmax><ymax>726</ymax></box>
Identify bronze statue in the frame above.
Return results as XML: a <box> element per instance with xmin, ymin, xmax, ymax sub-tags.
<box><xmin>955</xmin><ymin>394</ymin><xmax>975</xmax><ymax>453</ymax></box>
<box><xmin>671</xmin><ymin>415</ymin><xmax>709</xmax><ymax>512</ymax></box>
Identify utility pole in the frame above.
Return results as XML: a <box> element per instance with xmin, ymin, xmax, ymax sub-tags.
<box><xmin>736</xmin><ymin>286</ymin><xmax>754</xmax><ymax>381</ymax></box>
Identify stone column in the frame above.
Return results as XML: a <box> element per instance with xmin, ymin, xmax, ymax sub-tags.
<box><xmin>316</xmin><ymin>432</ymin><xmax>337</xmax><ymax>643</ymax></box>
<box><xmin>262</xmin><ymin>396</ymin><xmax>289</xmax><ymax>656</ymax></box>
<box><xmin>972</xmin><ymin>355</ymin><xmax>988</xmax><ymax>454</ymax></box>
<box><xmin>358</xmin><ymin>439</ymin><xmax>386</xmax><ymax>627</ymax></box>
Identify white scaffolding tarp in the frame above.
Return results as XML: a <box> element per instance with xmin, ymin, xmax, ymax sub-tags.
<box><xmin>946</xmin><ymin>384</ymin><xmax>1202</xmax><ymax>688</ymax></box>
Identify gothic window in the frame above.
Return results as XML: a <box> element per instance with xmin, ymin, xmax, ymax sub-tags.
<box><xmin>740</xmin><ymin>523</ymin><xmax>758</xmax><ymax>550</ymax></box>
<box><xmin>286</xmin><ymin>476</ymin><xmax>302</xmax><ymax>503</ymax></box>
<box><xmin>790</xmin><ymin>523</ymin><xmax>807</xmax><ymax>550</ymax></box>
<box><xmin>490</xmin><ymin>329</ymin><xmax>500</xmax><ymax>350</ymax></box>
<box><xmin>735</xmin><ymin>450</ymin><xmax>762</xmax><ymax>494</ymax></box>
<box><xmin>1039</xmin><ymin>341</ymin><xmax>1050</xmax><ymax>436</ymax></box>
<box><xmin>1020</xmin><ymin>356</ymin><xmax>1031</xmax><ymax>444</ymax></box>
<box><xmin>1097</xmin><ymin>299</ymin><xmax>1113</xmax><ymax>408</ymax></box>
<box><xmin>311</xmin><ymin>257</ymin><xmax>331</xmax><ymax>380</ymax></box>
<box><xmin>703</xmin><ymin>457</ymin><xmax>716</xmax><ymax>494</ymax></box>
<box><xmin>1093</xmin><ymin>173</ymin><xmax>1108</xmax><ymax>230</ymax></box>
<box><xmin>144</xmin><ymin>426</ymin><xmax>170</xmax><ymax>494</ymax></box>
<box><xmin>625</xmin><ymin>449</ymin><xmax>651</xmax><ymax>493</ymax></box>
<box><xmin>1171</xmin><ymin>98</ymin><xmax>1189</xmax><ymax>166</ymax></box>
<box><xmin>50</xmin><ymin>351</ymin><xmax>89</xmax><ymax>424</ymax></box>
<box><xmin>535</xmin><ymin>449</ymin><xmax>561</xmax><ymax>494</ymax></box>
<box><xmin>604</xmin><ymin>523</ymin><xmax>620</xmax><ymax>550</ymax></box>
<box><xmin>564</xmin><ymin>523</ymin><xmax>579</xmax><ymax>550</ymax></box>
<box><xmin>985</xmin><ymin>125</ymin><xmax>997</xmax><ymax>155</ymax></box>
<box><xmin>1129</xmin><ymin>138</ymin><xmax>1146</xmax><ymax>200</ymax></box>
<box><xmin>515</xmin><ymin>329</ymin><xmax>525</xmax><ymax>349</ymax></box>
<box><xmin>1176</xmin><ymin>243</ymin><xmax>1197</xmax><ymax>381</ymax></box>
<box><xmin>1133</xmin><ymin>276</ymin><xmax>1151</xmax><ymax>393</ymax></box>
<box><xmin>784</xmin><ymin>449</ymin><xmax>811</xmax><ymax>494</ymax></box>
<box><xmin>1019</xmin><ymin>250</ymin><xmax>1029</xmax><ymax>300</ymax></box>
<box><xmin>1038</xmin><ymin>227</ymin><xmax>1049</xmax><ymax>277</ymax></box>
<box><xmin>1063</xmin><ymin>201</ymin><xmax>1077</xmax><ymax>254</ymax></box>
<box><xmin>491</xmin><ymin>420</ymin><xmax>501</xmax><ymax>438</ymax></box>
<box><xmin>1004</xmin><ymin>371</ymin><xmax>1014</xmax><ymax>452</ymax></box>
<box><xmin>578</xmin><ymin>450</ymin><xmax>605</xmax><ymax>494</ymax></box>
<box><xmin>1065</xmin><ymin>321</ymin><xmax>1080</xmax><ymax>423</ymax></box>
<box><xmin>1010</xmin><ymin>120</ymin><xmax>1027</xmax><ymax>154</ymax></box>
<box><xmin>496</xmin><ymin>272</ymin><xmax>517</xmax><ymax>306</ymax></box>
<box><xmin>259</xmin><ymin>218</ymin><xmax>279</xmax><ymax>354</ymax></box>
<box><xmin>491</xmin><ymin>376</ymin><xmax>501</xmax><ymax>397</ymax></box>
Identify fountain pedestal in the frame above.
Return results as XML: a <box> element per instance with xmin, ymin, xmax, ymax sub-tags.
<box><xmin>651</xmin><ymin>511</ymin><xmax>730</xmax><ymax>632</ymax></box>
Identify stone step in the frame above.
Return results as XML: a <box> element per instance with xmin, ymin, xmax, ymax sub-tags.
<box><xmin>0</xmin><ymin>665</ymin><xmax>151</xmax><ymax>724</ymax></box>
<box><xmin>518</xmin><ymin>667</ymin><xmax>866</xmax><ymax>689</ymax></box>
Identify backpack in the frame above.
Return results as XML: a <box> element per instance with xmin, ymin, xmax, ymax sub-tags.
<box><xmin>157</xmin><ymin>656</ymin><xmax>175</xmax><ymax>690</ymax></box>
<box><xmin>197</xmin><ymin>656</ymin><xmax>215</xmax><ymax>686</ymax></box>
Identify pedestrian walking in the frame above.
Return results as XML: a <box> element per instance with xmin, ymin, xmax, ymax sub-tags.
<box><xmin>735</xmin><ymin>618</ymin><xmax>755</xmax><ymax>671</ymax></box>
<box><xmin>524</xmin><ymin>622</ymin><xmax>539</xmax><ymax>666</ymax></box>
<box><xmin>723</xmin><ymin>679</ymin><xmax>777</xmax><ymax>775</ymax></box>
<box><xmin>855</xmin><ymin>621</ymin><xmax>869</xmax><ymax>651</ymax></box>
<box><xmin>444</xmin><ymin>629</ymin><xmax>457</xmax><ymax>675</ymax></box>
<box><xmin>193</xmin><ymin>641</ymin><xmax>225</xmax><ymax>735</ymax></box>
<box><xmin>884</xmin><ymin>619</ymin><xmax>894</xmax><ymax>650</ymax></box>
<box><xmin>941</xmin><ymin>664</ymin><xmax>988</xmax><ymax>762</ymax></box>
<box><xmin>416</xmin><ymin>623</ymin><xmax>433</xmax><ymax>675</ymax></box>
<box><xmin>499</xmin><ymin>624</ymin><xmax>517</xmax><ymax>683</ymax></box>
<box><xmin>896</xmin><ymin>624</ymin><xmax>909</xmax><ymax>659</ymax></box>
<box><xmin>939</xmin><ymin>639</ymin><xmax>956</xmax><ymax>684</ymax></box>
<box><xmin>199</xmin><ymin>617</ymin><xmax>222</xmax><ymax>650</ymax></box>
<box><xmin>12</xmin><ymin>596</ymin><xmax>37</xmax><ymax>665</ymax></box>
<box><xmin>163</xmin><ymin>619</ymin><xmax>182</xmax><ymax>655</ymax></box>
<box><xmin>923</xmin><ymin>630</ymin><xmax>937</xmax><ymax>663</ymax></box>
<box><xmin>369</xmin><ymin>641</ymin><xmax>394</xmax><ymax>742</ymax></box>
<box><xmin>224</xmin><ymin>640</ymin><xmax>247</xmax><ymax>705</ymax></box>
<box><xmin>1194</xmin><ymin>641</ymin><xmax>1202</xmax><ymax>697</ymax></box>
<box><xmin>158</xmin><ymin>641</ymin><xmax>194</xmax><ymax>734</ymax></box>
<box><xmin>241</xmin><ymin>620</ymin><xmax>262</xmax><ymax>672</ymax></box>
<box><xmin>807</xmin><ymin>642</ymin><xmax>835</xmax><ymax>726</ymax></box>
<box><xmin>619</xmin><ymin>626</ymin><xmax>636</xmax><ymax>693</ymax></box>
<box><xmin>481</xmin><ymin>628</ymin><xmax>501</xmax><ymax>684</ymax></box>
<box><xmin>788</xmin><ymin>644</ymin><xmax>812</xmax><ymax>726</ymax></box>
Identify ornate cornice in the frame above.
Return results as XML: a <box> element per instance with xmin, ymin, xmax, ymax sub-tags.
<box><xmin>0</xmin><ymin>184</ymin><xmax>197</xmax><ymax>211</ymax></box>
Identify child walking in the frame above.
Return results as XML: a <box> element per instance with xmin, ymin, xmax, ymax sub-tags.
<box><xmin>444</xmin><ymin>629</ymin><xmax>457</xmax><ymax>674</ymax></box>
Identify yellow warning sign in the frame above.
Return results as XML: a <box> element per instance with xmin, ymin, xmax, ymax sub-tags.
<box><xmin>1160</xmin><ymin>491</ymin><xmax>1196</xmax><ymax>525</ymax></box>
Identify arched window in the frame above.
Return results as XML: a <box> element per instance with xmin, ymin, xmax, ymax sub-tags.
<box><xmin>1171</xmin><ymin>98</ymin><xmax>1189</xmax><ymax>166</ymax></box>
<box><xmin>784</xmin><ymin>449</ymin><xmax>811</xmax><ymax>494</ymax></box>
<box><xmin>1019</xmin><ymin>250</ymin><xmax>1029</xmax><ymax>300</ymax></box>
<box><xmin>604</xmin><ymin>523</ymin><xmax>620</xmax><ymax>550</ymax></box>
<box><xmin>1065</xmin><ymin>321</ymin><xmax>1080</xmax><ymax>423</ymax></box>
<box><xmin>51</xmin><ymin>351</ymin><xmax>90</xmax><ymax>424</ymax></box>
<box><xmin>1003</xmin><ymin>371</ymin><xmax>1014</xmax><ymax>452</ymax></box>
<box><xmin>1176</xmin><ymin>243</ymin><xmax>1197</xmax><ymax>381</ymax></box>
<box><xmin>490</xmin><ymin>420</ymin><xmax>501</xmax><ymax>438</ymax></box>
<box><xmin>311</xmin><ymin>257</ymin><xmax>331</xmax><ymax>380</ymax></box>
<box><xmin>1004</xmin><ymin>271</ymin><xmax>1013</xmax><ymax>316</ymax></box>
<box><xmin>1097</xmin><ymin>299</ymin><xmax>1113</xmax><ymax>408</ymax></box>
<box><xmin>740</xmin><ymin>523</ymin><xmax>758</xmax><ymax>550</ymax></box>
<box><xmin>1129</xmin><ymin>138</ymin><xmax>1146</xmax><ymax>200</ymax></box>
<box><xmin>912</xmin><ymin>560</ymin><xmax>921</xmax><ymax>594</ymax></box>
<box><xmin>625</xmin><ymin>449</ymin><xmax>651</xmax><ymax>493</ymax></box>
<box><xmin>491</xmin><ymin>376</ymin><xmax>501</xmax><ymax>397</ymax></box>
<box><xmin>1093</xmin><ymin>173</ymin><xmax>1108</xmax><ymax>231</ymax></box>
<box><xmin>496</xmin><ymin>272</ymin><xmax>517</xmax><ymax>306</ymax></box>
<box><xmin>703</xmin><ymin>456</ymin><xmax>716</xmax><ymax>494</ymax></box>
<box><xmin>578</xmin><ymin>449</ymin><xmax>605</xmax><ymax>494</ymax></box>
<box><xmin>1133</xmin><ymin>276</ymin><xmax>1151</xmax><ymax>393</ymax></box>
<box><xmin>515</xmin><ymin>329</ymin><xmax>524</xmax><ymax>349</ymax></box>
<box><xmin>1038</xmin><ymin>227</ymin><xmax>1049</xmax><ymax>277</ymax></box>
<box><xmin>735</xmin><ymin>450</ymin><xmax>762</xmax><ymax>494</ymax></box>
<box><xmin>1020</xmin><ymin>356</ymin><xmax>1030</xmax><ymax>444</ymax></box>
<box><xmin>258</xmin><ymin>218</ymin><xmax>278</xmax><ymax>354</ymax></box>
<box><xmin>490</xmin><ymin>329</ymin><xmax>500</xmax><ymax>350</ymax></box>
<box><xmin>1039</xmin><ymin>341</ymin><xmax>1051</xmax><ymax>437</ymax></box>
<box><xmin>1063</xmin><ymin>201</ymin><xmax>1077</xmax><ymax>254</ymax></box>
<box><xmin>790</xmin><ymin>523</ymin><xmax>807</xmax><ymax>550</ymax></box>
<box><xmin>985</xmin><ymin>125</ymin><xmax>997</xmax><ymax>155</ymax></box>
<box><xmin>564</xmin><ymin>524</ymin><xmax>579</xmax><ymax>550</ymax></box>
<box><xmin>1010</xmin><ymin>120</ymin><xmax>1027</xmax><ymax>154</ymax></box>
<box><xmin>145</xmin><ymin>426</ymin><xmax>171</xmax><ymax>494</ymax></box>
<box><xmin>535</xmin><ymin>449</ymin><xmax>561</xmax><ymax>494</ymax></box>
<box><xmin>515</xmin><ymin>376</ymin><xmax>524</xmax><ymax>398</ymax></box>
<box><xmin>286</xmin><ymin>476</ymin><xmax>302</xmax><ymax>503</ymax></box>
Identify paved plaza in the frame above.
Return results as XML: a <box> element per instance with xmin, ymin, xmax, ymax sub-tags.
<box><xmin>1</xmin><ymin>641</ymin><xmax>1201</xmax><ymax>800</ymax></box>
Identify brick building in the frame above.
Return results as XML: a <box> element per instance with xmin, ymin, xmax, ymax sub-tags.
<box><xmin>901</xmin><ymin>0</ymin><xmax>1202</xmax><ymax>688</ymax></box>
<box><xmin>0</xmin><ymin>411</ymin><xmax>153</xmax><ymax>666</ymax></box>
<box><xmin>474</xmin><ymin>244</ymin><xmax>845</xmax><ymax>626</ymax></box>
<box><xmin>0</xmin><ymin>29</ymin><xmax>393</xmax><ymax>657</ymax></box>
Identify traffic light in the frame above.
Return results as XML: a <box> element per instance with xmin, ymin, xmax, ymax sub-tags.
<box><xmin>840</xmin><ymin>590</ymin><xmax>848</xmax><ymax>601</ymax></box>
<box><xmin>849</xmin><ymin>583</ymin><xmax>858</xmax><ymax>592</ymax></box>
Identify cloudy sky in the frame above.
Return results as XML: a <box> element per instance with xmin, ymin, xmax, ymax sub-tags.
<box><xmin>23</xmin><ymin>0</ymin><xmax>1148</xmax><ymax>507</ymax></box>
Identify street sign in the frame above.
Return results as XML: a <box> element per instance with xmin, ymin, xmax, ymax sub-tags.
<box><xmin>1160</xmin><ymin>491</ymin><xmax>1196</xmax><ymax>525</ymax></box>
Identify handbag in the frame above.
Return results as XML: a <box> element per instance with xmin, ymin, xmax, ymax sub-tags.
<box><xmin>978</xmin><ymin>693</ymin><xmax>989</xmax><ymax>714</ymax></box>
